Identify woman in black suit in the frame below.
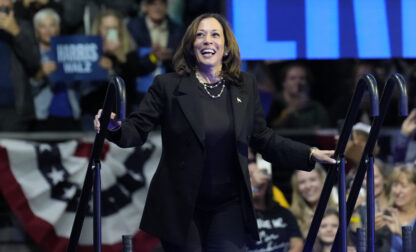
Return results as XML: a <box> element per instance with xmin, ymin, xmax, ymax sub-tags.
<box><xmin>94</xmin><ymin>13</ymin><xmax>335</xmax><ymax>252</ymax></box>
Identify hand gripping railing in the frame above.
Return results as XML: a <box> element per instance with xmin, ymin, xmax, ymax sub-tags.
<box><xmin>303</xmin><ymin>73</ymin><xmax>379</xmax><ymax>252</ymax></box>
<box><xmin>67</xmin><ymin>75</ymin><xmax>126</xmax><ymax>252</ymax></box>
<box><xmin>331</xmin><ymin>73</ymin><xmax>408</xmax><ymax>252</ymax></box>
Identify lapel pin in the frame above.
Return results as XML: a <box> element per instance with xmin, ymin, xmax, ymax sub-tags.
<box><xmin>237</xmin><ymin>97</ymin><xmax>242</xmax><ymax>103</ymax></box>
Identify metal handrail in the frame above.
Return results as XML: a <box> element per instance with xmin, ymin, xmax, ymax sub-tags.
<box><xmin>331</xmin><ymin>73</ymin><xmax>407</xmax><ymax>252</ymax></box>
<box><xmin>66</xmin><ymin>75</ymin><xmax>126</xmax><ymax>252</ymax></box>
<box><xmin>303</xmin><ymin>73</ymin><xmax>379</xmax><ymax>251</ymax></box>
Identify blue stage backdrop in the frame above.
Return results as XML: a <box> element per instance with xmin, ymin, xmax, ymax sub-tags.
<box><xmin>227</xmin><ymin>0</ymin><xmax>415</xmax><ymax>60</ymax></box>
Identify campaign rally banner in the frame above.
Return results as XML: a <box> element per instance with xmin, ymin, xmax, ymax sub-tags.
<box><xmin>0</xmin><ymin>133</ymin><xmax>163</xmax><ymax>252</ymax></box>
<box><xmin>50</xmin><ymin>35</ymin><xmax>107</xmax><ymax>83</ymax></box>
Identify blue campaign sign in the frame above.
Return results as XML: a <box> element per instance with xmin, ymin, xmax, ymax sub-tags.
<box><xmin>50</xmin><ymin>35</ymin><xmax>107</xmax><ymax>82</ymax></box>
<box><xmin>227</xmin><ymin>0</ymin><xmax>414</xmax><ymax>60</ymax></box>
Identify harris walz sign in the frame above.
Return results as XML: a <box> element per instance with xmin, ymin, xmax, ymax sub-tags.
<box><xmin>50</xmin><ymin>35</ymin><xmax>107</xmax><ymax>83</ymax></box>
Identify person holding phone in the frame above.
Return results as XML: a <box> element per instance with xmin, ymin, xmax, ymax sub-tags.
<box><xmin>383</xmin><ymin>165</ymin><xmax>416</xmax><ymax>252</ymax></box>
<box><xmin>247</xmin><ymin>154</ymin><xmax>303</xmax><ymax>252</ymax></box>
<box><xmin>81</xmin><ymin>9</ymin><xmax>145</xmax><ymax>121</ymax></box>
<box><xmin>266</xmin><ymin>62</ymin><xmax>330</xmax><ymax>129</ymax></box>
<box><xmin>348</xmin><ymin>159</ymin><xmax>392</xmax><ymax>252</ymax></box>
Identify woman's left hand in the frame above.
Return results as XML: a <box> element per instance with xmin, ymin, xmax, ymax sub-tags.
<box><xmin>311</xmin><ymin>149</ymin><xmax>336</xmax><ymax>164</ymax></box>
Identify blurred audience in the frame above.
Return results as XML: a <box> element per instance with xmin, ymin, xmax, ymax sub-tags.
<box><xmin>329</xmin><ymin>61</ymin><xmax>375</xmax><ymax>127</ymax></box>
<box><xmin>247</xmin><ymin>154</ymin><xmax>303</xmax><ymax>252</ymax></box>
<box><xmin>182</xmin><ymin>0</ymin><xmax>222</xmax><ymax>27</ymax></box>
<box><xmin>247</xmin><ymin>61</ymin><xmax>276</xmax><ymax>118</ymax></box>
<box><xmin>249</xmin><ymin>151</ymin><xmax>290</xmax><ymax>209</ymax></box>
<box><xmin>349</xmin><ymin>159</ymin><xmax>392</xmax><ymax>251</ymax></box>
<box><xmin>313</xmin><ymin>208</ymin><xmax>357</xmax><ymax>252</ymax></box>
<box><xmin>267</xmin><ymin>62</ymin><xmax>330</xmax><ymax>129</ymax></box>
<box><xmin>61</xmin><ymin>0</ymin><xmax>139</xmax><ymax>34</ymax></box>
<box><xmin>166</xmin><ymin>0</ymin><xmax>184</xmax><ymax>25</ymax></box>
<box><xmin>81</xmin><ymin>9</ymin><xmax>142</xmax><ymax>123</ymax></box>
<box><xmin>13</xmin><ymin>0</ymin><xmax>62</xmax><ymax>26</ymax></box>
<box><xmin>344</xmin><ymin>122</ymin><xmax>380</xmax><ymax>176</ymax></box>
<box><xmin>30</xmin><ymin>8</ymin><xmax>82</xmax><ymax>131</ymax></box>
<box><xmin>383</xmin><ymin>164</ymin><xmax>416</xmax><ymax>252</ymax></box>
<box><xmin>396</xmin><ymin>59</ymin><xmax>416</xmax><ymax>110</ymax></box>
<box><xmin>127</xmin><ymin>0</ymin><xmax>183</xmax><ymax>105</ymax></box>
<box><xmin>313</xmin><ymin>208</ymin><xmax>339</xmax><ymax>252</ymax></box>
<box><xmin>290</xmin><ymin>165</ymin><xmax>338</xmax><ymax>239</ymax></box>
<box><xmin>0</xmin><ymin>0</ymin><xmax>39</xmax><ymax>131</ymax></box>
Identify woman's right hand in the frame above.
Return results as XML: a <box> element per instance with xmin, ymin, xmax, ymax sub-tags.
<box><xmin>374</xmin><ymin>212</ymin><xmax>386</xmax><ymax>231</ymax></box>
<box><xmin>94</xmin><ymin>109</ymin><xmax>121</xmax><ymax>133</ymax></box>
<box><xmin>94</xmin><ymin>109</ymin><xmax>103</xmax><ymax>133</ymax></box>
<box><xmin>383</xmin><ymin>208</ymin><xmax>401</xmax><ymax>236</ymax></box>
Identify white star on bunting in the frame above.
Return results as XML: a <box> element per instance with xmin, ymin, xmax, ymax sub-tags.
<box><xmin>47</xmin><ymin>167</ymin><xmax>65</xmax><ymax>185</ymax></box>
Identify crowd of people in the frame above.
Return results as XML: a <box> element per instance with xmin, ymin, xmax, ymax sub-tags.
<box><xmin>2</xmin><ymin>0</ymin><xmax>416</xmax><ymax>133</ymax></box>
<box><xmin>1</xmin><ymin>0</ymin><xmax>416</xmax><ymax>252</ymax></box>
<box><xmin>0</xmin><ymin>0</ymin><xmax>220</xmax><ymax>132</ymax></box>
<box><xmin>248</xmin><ymin>137</ymin><xmax>416</xmax><ymax>252</ymax></box>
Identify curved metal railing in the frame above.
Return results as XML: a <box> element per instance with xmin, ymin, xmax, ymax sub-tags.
<box><xmin>303</xmin><ymin>73</ymin><xmax>379</xmax><ymax>251</ymax></box>
<box><xmin>66</xmin><ymin>75</ymin><xmax>126</xmax><ymax>252</ymax></box>
<box><xmin>331</xmin><ymin>73</ymin><xmax>408</xmax><ymax>252</ymax></box>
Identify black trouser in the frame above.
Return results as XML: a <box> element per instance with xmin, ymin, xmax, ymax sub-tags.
<box><xmin>162</xmin><ymin>200</ymin><xmax>246</xmax><ymax>252</ymax></box>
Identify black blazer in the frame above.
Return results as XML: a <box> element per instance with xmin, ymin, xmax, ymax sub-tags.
<box><xmin>107</xmin><ymin>72</ymin><xmax>314</xmax><ymax>244</ymax></box>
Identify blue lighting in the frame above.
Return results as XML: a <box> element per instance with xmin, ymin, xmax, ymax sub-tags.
<box><xmin>232</xmin><ymin>0</ymin><xmax>297</xmax><ymax>60</ymax></box>
<box><xmin>305</xmin><ymin>0</ymin><xmax>339</xmax><ymax>59</ymax></box>
<box><xmin>402</xmin><ymin>0</ymin><xmax>416</xmax><ymax>57</ymax></box>
<box><xmin>228</xmin><ymin>0</ymin><xmax>414</xmax><ymax>59</ymax></box>
<box><xmin>352</xmin><ymin>0</ymin><xmax>391</xmax><ymax>58</ymax></box>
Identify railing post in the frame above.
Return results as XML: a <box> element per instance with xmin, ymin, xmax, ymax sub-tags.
<box><xmin>338</xmin><ymin>156</ymin><xmax>347</xmax><ymax>252</ymax></box>
<box><xmin>366</xmin><ymin>156</ymin><xmax>374</xmax><ymax>252</ymax></box>
<box><xmin>356</xmin><ymin>228</ymin><xmax>366</xmax><ymax>252</ymax></box>
<box><xmin>303</xmin><ymin>73</ymin><xmax>379</xmax><ymax>252</ymax></box>
<box><xmin>122</xmin><ymin>235</ymin><xmax>133</xmax><ymax>252</ymax></box>
<box><xmin>66</xmin><ymin>76</ymin><xmax>126</xmax><ymax>251</ymax></box>
<box><xmin>331</xmin><ymin>73</ymin><xmax>407</xmax><ymax>251</ymax></box>
<box><xmin>93</xmin><ymin>161</ymin><xmax>102</xmax><ymax>252</ymax></box>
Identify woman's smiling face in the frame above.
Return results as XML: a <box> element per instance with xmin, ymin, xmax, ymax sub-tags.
<box><xmin>296</xmin><ymin>170</ymin><xmax>323</xmax><ymax>206</ymax></box>
<box><xmin>193</xmin><ymin>17</ymin><xmax>225</xmax><ymax>71</ymax></box>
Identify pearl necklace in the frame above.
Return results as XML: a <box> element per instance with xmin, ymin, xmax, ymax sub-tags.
<box><xmin>195</xmin><ymin>72</ymin><xmax>226</xmax><ymax>99</ymax></box>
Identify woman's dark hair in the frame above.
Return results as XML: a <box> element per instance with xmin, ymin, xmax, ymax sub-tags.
<box><xmin>173</xmin><ymin>13</ymin><xmax>242</xmax><ymax>83</ymax></box>
<box><xmin>263</xmin><ymin>182</ymin><xmax>275</xmax><ymax>210</ymax></box>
